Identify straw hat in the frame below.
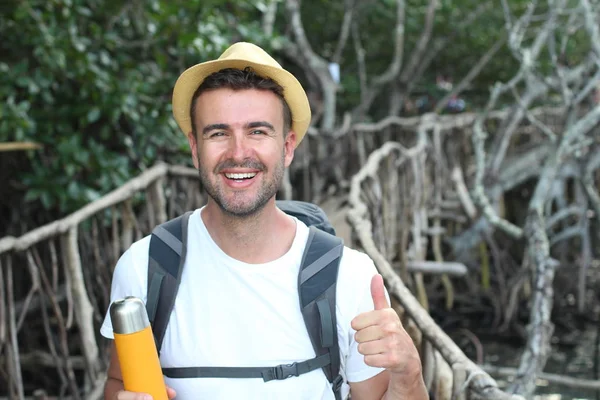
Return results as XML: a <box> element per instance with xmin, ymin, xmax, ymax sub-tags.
<box><xmin>172</xmin><ymin>42</ymin><xmax>311</xmax><ymax>146</ymax></box>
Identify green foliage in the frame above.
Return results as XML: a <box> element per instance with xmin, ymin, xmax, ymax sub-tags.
<box><xmin>2</xmin><ymin>0</ymin><xmax>573</xmax><ymax>219</ymax></box>
<box><xmin>0</xmin><ymin>0</ymin><xmax>273</xmax><ymax>214</ymax></box>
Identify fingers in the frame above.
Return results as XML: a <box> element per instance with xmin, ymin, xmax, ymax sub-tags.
<box><xmin>357</xmin><ymin>338</ymin><xmax>388</xmax><ymax>356</ymax></box>
<box><xmin>351</xmin><ymin>308</ymin><xmax>398</xmax><ymax>331</ymax></box>
<box><xmin>167</xmin><ymin>386</ymin><xmax>177</xmax><ymax>399</ymax></box>
<box><xmin>116</xmin><ymin>391</ymin><xmax>153</xmax><ymax>400</ymax></box>
<box><xmin>351</xmin><ymin>273</ymin><xmax>391</xmax><ymax>331</ymax></box>
<box><xmin>354</xmin><ymin>325</ymin><xmax>384</xmax><ymax>343</ymax></box>
<box><xmin>116</xmin><ymin>386</ymin><xmax>176</xmax><ymax>400</ymax></box>
<box><xmin>370</xmin><ymin>274</ymin><xmax>389</xmax><ymax>310</ymax></box>
<box><xmin>356</xmin><ymin>326</ymin><xmax>402</xmax><ymax>356</ymax></box>
<box><xmin>363</xmin><ymin>353</ymin><xmax>402</xmax><ymax>370</ymax></box>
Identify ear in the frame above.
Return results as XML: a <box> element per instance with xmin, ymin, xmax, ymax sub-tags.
<box><xmin>284</xmin><ymin>130</ymin><xmax>296</xmax><ymax>167</ymax></box>
<box><xmin>187</xmin><ymin>132</ymin><xmax>199</xmax><ymax>169</ymax></box>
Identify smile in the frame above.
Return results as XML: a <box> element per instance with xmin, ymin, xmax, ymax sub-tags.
<box><xmin>224</xmin><ymin>172</ymin><xmax>257</xmax><ymax>180</ymax></box>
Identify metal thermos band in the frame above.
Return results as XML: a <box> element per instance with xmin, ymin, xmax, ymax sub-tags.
<box><xmin>110</xmin><ymin>296</ymin><xmax>150</xmax><ymax>334</ymax></box>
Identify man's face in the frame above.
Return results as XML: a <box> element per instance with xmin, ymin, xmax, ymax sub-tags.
<box><xmin>188</xmin><ymin>88</ymin><xmax>296</xmax><ymax>217</ymax></box>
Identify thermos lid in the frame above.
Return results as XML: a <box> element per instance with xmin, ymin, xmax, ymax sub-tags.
<box><xmin>110</xmin><ymin>296</ymin><xmax>150</xmax><ymax>334</ymax></box>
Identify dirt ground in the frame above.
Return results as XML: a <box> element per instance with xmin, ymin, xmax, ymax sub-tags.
<box><xmin>319</xmin><ymin>196</ymin><xmax>352</xmax><ymax>245</ymax></box>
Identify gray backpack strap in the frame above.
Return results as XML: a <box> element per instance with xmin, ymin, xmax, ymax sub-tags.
<box><xmin>146</xmin><ymin>211</ymin><xmax>193</xmax><ymax>353</ymax></box>
<box><xmin>145</xmin><ymin>217</ymin><xmax>344</xmax><ymax>396</ymax></box>
<box><xmin>163</xmin><ymin>353</ymin><xmax>330</xmax><ymax>381</ymax></box>
<box><xmin>298</xmin><ymin>226</ymin><xmax>344</xmax><ymax>399</ymax></box>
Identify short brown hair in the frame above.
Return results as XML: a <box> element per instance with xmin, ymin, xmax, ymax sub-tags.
<box><xmin>189</xmin><ymin>67</ymin><xmax>293</xmax><ymax>136</ymax></box>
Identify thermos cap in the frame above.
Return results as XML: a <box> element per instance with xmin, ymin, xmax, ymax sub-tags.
<box><xmin>110</xmin><ymin>296</ymin><xmax>150</xmax><ymax>334</ymax></box>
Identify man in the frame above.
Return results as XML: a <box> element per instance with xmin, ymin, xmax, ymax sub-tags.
<box><xmin>101</xmin><ymin>42</ymin><xmax>428</xmax><ymax>400</ymax></box>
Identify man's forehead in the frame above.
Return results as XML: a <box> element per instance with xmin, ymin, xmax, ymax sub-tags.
<box><xmin>196</xmin><ymin>87</ymin><xmax>280</xmax><ymax>99</ymax></box>
<box><xmin>193</xmin><ymin>89</ymin><xmax>285</xmax><ymax>123</ymax></box>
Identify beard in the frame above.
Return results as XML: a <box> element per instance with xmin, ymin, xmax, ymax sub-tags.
<box><xmin>198</xmin><ymin>150</ymin><xmax>285</xmax><ymax>218</ymax></box>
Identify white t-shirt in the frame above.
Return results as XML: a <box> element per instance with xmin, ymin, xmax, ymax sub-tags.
<box><xmin>101</xmin><ymin>208</ymin><xmax>385</xmax><ymax>400</ymax></box>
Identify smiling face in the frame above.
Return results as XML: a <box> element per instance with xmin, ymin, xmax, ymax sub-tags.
<box><xmin>188</xmin><ymin>88</ymin><xmax>296</xmax><ymax>217</ymax></box>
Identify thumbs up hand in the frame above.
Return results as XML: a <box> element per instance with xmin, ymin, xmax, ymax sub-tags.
<box><xmin>351</xmin><ymin>274</ymin><xmax>420</xmax><ymax>375</ymax></box>
<box><xmin>370</xmin><ymin>273</ymin><xmax>390</xmax><ymax>310</ymax></box>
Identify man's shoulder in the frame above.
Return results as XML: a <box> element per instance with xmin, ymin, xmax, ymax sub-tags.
<box><xmin>338</xmin><ymin>245</ymin><xmax>376</xmax><ymax>276</ymax></box>
<box><xmin>128</xmin><ymin>234</ymin><xmax>152</xmax><ymax>256</ymax></box>
<box><xmin>113</xmin><ymin>235</ymin><xmax>152</xmax><ymax>275</ymax></box>
<box><xmin>299</xmin><ymin>224</ymin><xmax>374</xmax><ymax>276</ymax></box>
<box><xmin>335</xmin><ymin>244</ymin><xmax>378</xmax><ymax>301</ymax></box>
<box><xmin>133</xmin><ymin>209</ymin><xmax>202</xmax><ymax>251</ymax></box>
<box><xmin>334</xmin><ymin>244</ymin><xmax>378</xmax><ymax>328</ymax></box>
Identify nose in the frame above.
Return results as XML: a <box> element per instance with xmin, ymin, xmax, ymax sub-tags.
<box><xmin>227</xmin><ymin>133</ymin><xmax>251</xmax><ymax>162</ymax></box>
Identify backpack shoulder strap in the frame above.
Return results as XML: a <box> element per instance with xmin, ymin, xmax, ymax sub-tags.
<box><xmin>298</xmin><ymin>226</ymin><xmax>344</xmax><ymax>399</ymax></box>
<box><xmin>146</xmin><ymin>211</ymin><xmax>193</xmax><ymax>353</ymax></box>
<box><xmin>152</xmin><ymin>221</ymin><xmax>345</xmax><ymax>396</ymax></box>
<box><xmin>276</xmin><ymin>200</ymin><xmax>337</xmax><ymax>236</ymax></box>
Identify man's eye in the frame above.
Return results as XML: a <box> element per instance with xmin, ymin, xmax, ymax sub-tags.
<box><xmin>210</xmin><ymin>131</ymin><xmax>225</xmax><ymax>138</ymax></box>
<box><xmin>251</xmin><ymin>130</ymin><xmax>266</xmax><ymax>135</ymax></box>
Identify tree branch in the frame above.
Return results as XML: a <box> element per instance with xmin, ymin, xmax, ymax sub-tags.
<box><xmin>402</xmin><ymin>1</ymin><xmax>494</xmax><ymax>102</ymax></box>
<box><xmin>451</xmin><ymin>166</ymin><xmax>477</xmax><ymax>220</ymax></box>
<box><xmin>285</xmin><ymin>0</ymin><xmax>337</xmax><ymax>131</ymax></box>
<box><xmin>509</xmin><ymin>97</ymin><xmax>600</xmax><ymax>398</ymax></box>
<box><xmin>581</xmin><ymin>145</ymin><xmax>600</xmax><ymax>234</ymax></box>
<box><xmin>347</xmin><ymin>141</ymin><xmax>524</xmax><ymax>400</ymax></box>
<box><xmin>332</xmin><ymin>0</ymin><xmax>356</xmax><ymax>65</ymax></box>
<box><xmin>261</xmin><ymin>0</ymin><xmax>278</xmax><ymax>37</ymax></box>
<box><xmin>403</xmin><ymin>261</ymin><xmax>468</xmax><ymax>277</ymax></box>
<box><xmin>0</xmin><ymin>163</ymin><xmax>170</xmax><ymax>254</ymax></box>
<box><xmin>398</xmin><ymin>0</ymin><xmax>437</xmax><ymax>84</ymax></box>
<box><xmin>573</xmin><ymin>68</ymin><xmax>600</xmax><ymax>105</ymax></box>
<box><xmin>580</xmin><ymin>0</ymin><xmax>600</xmax><ymax>61</ymax></box>
<box><xmin>545</xmin><ymin>205</ymin><xmax>584</xmax><ymax>231</ymax></box>
<box><xmin>472</xmin><ymin>111</ymin><xmax>525</xmax><ymax>238</ymax></box>
<box><xmin>435</xmin><ymin>35</ymin><xmax>507</xmax><ymax>113</ymax></box>
<box><xmin>352</xmin><ymin>0</ymin><xmax>405</xmax><ymax>118</ymax></box>
<box><xmin>64</xmin><ymin>227</ymin><xmax>100</xmax><ymax>381</ymax></box>
<box><xmin>352</xmin><ymin>21</ymin><xmax>367</xmax><ymax>101</ymax></box>
<box><xmin>483</xmin><ymin>364</ymin><xmax>600</xmax><ymax>390</ymax></box>
<box><xmin>489</xmin><ymin>0</ymin><xmax>567</xmax><ymax>175</ymax></box>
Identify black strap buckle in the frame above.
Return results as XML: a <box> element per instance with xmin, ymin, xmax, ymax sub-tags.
<box><xmin>274</xmin><ymin>362</ymin><xmax>300</xmax><ymax>380</ymax></box>
<box><xmin>332</xmin><ymin>374</ymin><xmax>344</xmax><ymax>391</ymax></box>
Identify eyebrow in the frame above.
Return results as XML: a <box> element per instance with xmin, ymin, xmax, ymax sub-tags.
<box><xmin>202</xmin><ymin>121</ymin><xmax>276</xmax><ymax>136</ymax></box>
<box><xmin>246</xmin><ymin>121</ymin><xmax>275</xmax><ymax>132</ymax></box>
<box><xmin>202</xmin><ymin>123</ymin><xmax>229</xmax><ymax>136</ymax></box>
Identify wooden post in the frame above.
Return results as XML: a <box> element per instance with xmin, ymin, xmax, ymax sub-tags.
<box><xmin>434</xmin><ymin>350</ymin><xmax>453</xmax><ymax>400</ymax></box>
<box><xmin>64</xmin><ymin>227</ymin><xmax>100</xmax><ymax>382</ymax></box>
<box><xmin>452</xmin><ymin>362</ymin><xmax>468</xmax><ymax>400</ymax></box>
<box><xmin>149</xmin><ymin>177</ymin><xmax>167</xmax><ymax>225</ymax></box>
<box><xmin>5</xmin><ymin>257</ymin><xmax>25</xmax><ymax>399</ymax></box>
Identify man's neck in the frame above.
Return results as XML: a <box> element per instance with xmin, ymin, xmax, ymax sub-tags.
<box><xmin>200</xmin><ymin>200</ymin><xmax>296</xmax><ymax>264</ymax></box>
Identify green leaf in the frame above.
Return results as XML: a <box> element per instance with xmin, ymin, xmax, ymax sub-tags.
<box><xmin>87</xmin><ymin>107</ymin><xmax>101</xmax><ymax>123</ymax></box>
<box><xmin>40</xmin><ymin>192</ymin><xmax>52</xmax><ymax>209</ymax></box>
<box><xmin>24</xmin><ymin>189</ymin><xmax>40</xmax><ymax>202</ymax></box>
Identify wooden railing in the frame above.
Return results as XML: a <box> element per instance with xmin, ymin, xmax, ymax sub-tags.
<box><xmin>346</xmin><ymin>116</ymin><xmax>524</xmax><ymax>400</ymax></box>
<box><xmin>0</xmin><ymin>108</ymin><xmax>573</xmax><ymax>399</ymax></box>
<box><xmin>0</xmin><ymin>163</ymin><xmax>206</xmax><ymax>399</ymax></box>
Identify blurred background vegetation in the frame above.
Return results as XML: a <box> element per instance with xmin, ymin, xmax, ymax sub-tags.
<box><xmin>0</xmin><ymin>0</ymin><xmax>563</xmax><ymax>234</ymax></box>
<box><xmin>3</xmin><ymin>2</ymin><xmax>600</xmax><ymax>398</ymax></box>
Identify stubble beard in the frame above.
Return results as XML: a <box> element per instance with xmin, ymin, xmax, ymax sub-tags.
<box><xmin>197</xmin><ymin>151</ymin><xmax>285</xmax><ymax>218</ymax></box>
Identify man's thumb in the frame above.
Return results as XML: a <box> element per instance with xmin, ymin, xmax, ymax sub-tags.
<box><xmin>370</xmin><ymin>274</ymin><xmax>389</xmax><ymax>310</ymax></box>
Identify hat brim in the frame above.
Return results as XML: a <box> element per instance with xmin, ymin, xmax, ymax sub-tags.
<box><xmin>172</xmin><ymin>58</ymin><xmax>311</xmax><ymax>147</ymax></box>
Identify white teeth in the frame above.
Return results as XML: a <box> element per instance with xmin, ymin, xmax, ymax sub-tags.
<box><xmin>224</xmin><ymin>172</ymin><xmax>257</xmax><ymax>180</ymax></box>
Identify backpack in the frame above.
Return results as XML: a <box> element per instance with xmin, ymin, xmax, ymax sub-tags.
<box><xmin>144</xmin><ymin>200</ymin><xmax>345</xmax><ymax>400</ymax></box>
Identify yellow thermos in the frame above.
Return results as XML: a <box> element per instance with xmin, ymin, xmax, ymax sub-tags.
<box><xmin>110</xmin><ymin>296</ymin><xmax>168</xmax><ymax>400</ymax></box>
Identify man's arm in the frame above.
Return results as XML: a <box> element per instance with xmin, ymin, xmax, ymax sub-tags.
<box><xmin>348</xmin><ymin>370</ymin><xmax>390</xmax><ymax>400</ymax></box>
<box><xmin>104</xmin><ymin>342</ymin><xmax>126</xmax><ymax>400</ymax></box>
<box><xmin>382</xmin><ymin>368</ymin><xmax>428</xmax><ymax>399</ymax></box>
<box><xmin>349</xmin><ymin>274</ymin><xmax>429</xmax><ymax>400</ymax></box>
<box><xmin>348</xmin><ymin>358</ymin><xmax>428</xmax><ymax>400</ymax></box>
